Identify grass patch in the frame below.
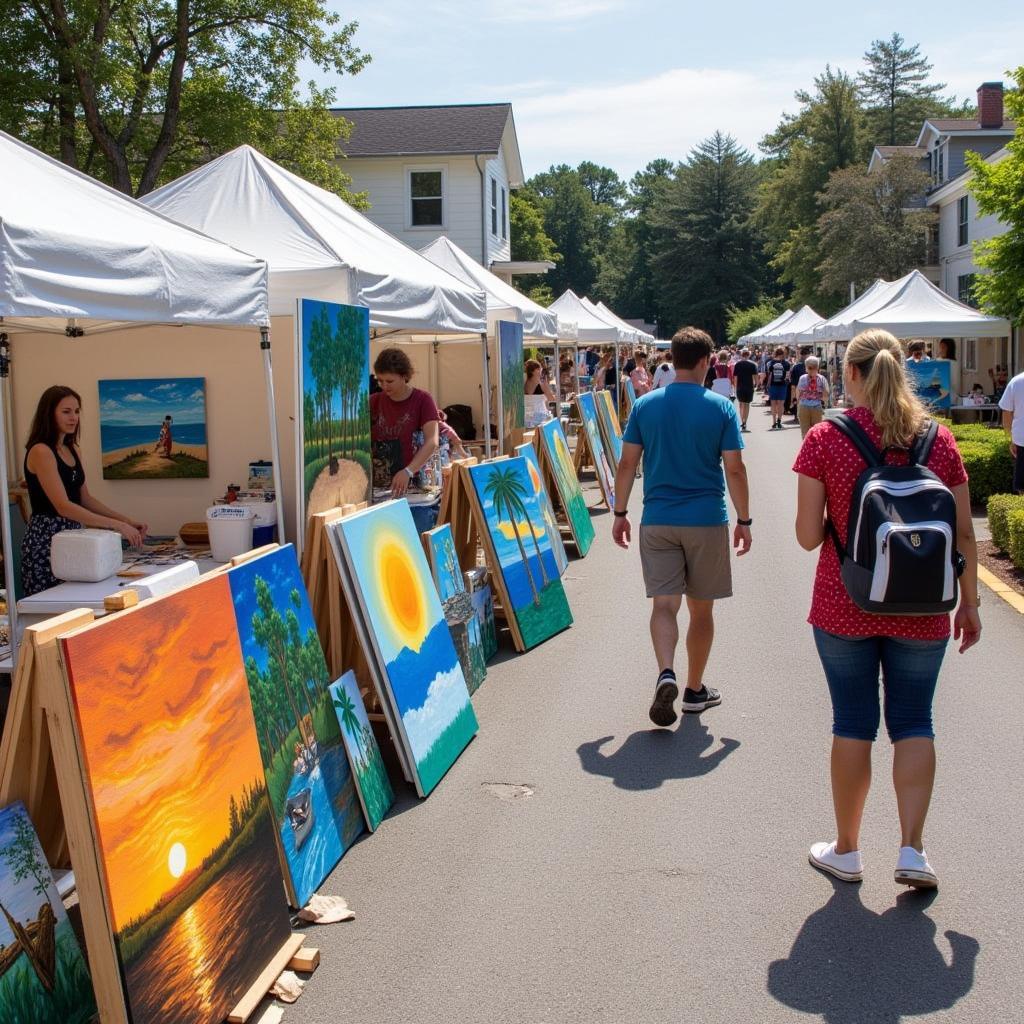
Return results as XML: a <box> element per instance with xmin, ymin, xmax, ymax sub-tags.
<box><xmin>415</xmin><ymin>702</ymin><xmax>478</xmax><ymax>796</ymax></box>
<box><xmin>104</xmin><ymin>451</ymin><xmax>207</xmax><ymax>479</ymax></box>
<box><xmin>515</xmin><ymin>579</ymin><xmax>573</xmax><ymax>650</ymax></box>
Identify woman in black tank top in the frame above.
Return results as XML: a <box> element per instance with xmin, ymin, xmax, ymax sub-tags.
<box><xmin>21</xmin><ymin>386</ymin><xmax>147</xmax><ymax>596</ymax></box>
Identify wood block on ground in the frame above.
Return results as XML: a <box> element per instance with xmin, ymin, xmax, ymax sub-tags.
<box><xmin>227</xmin><ymin>933</ymin><xmax>305</xmax><ymax>1023</ymax></box>
<box><xmin>288</xmin><ymin>947</ymin><xmax>320</xmax><ymax>972</ymax></box>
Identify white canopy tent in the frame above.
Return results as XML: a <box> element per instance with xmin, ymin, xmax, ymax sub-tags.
<box><xmin>761</xmin><ymin>304</ymin><xmax>825</xmax><ymax>345</ymax></box>
<box><xmin>739</xmin><ymin>309</ymin><xmax>794</xmax><ymax>344</ymax></box>
<box><xmin>808</xmin><ymin>277</ymin><xmax>908</xmax><ymax>342</ymax></box>
<box><xmin>0</xmin><ymin>130</ymin><xmax>273</xmax><ymax>668</ymax></box>
<box><xmin>595</xmin><ymin>302</ymin><xmax>655</xmax><ymax>346</ymax></box>
<box><xmin>548</xmin><ymin>290</ymin><xmax>622</xmax><ymax>345</ymax></box>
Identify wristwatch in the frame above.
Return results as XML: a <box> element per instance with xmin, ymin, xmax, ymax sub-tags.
<box><xmin>737</xmin><ymin>517</ymin><xmax>753</xmax><ymax>526</ymax></box>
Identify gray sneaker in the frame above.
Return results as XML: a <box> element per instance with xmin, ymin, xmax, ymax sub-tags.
<box><xmin>681</xmin><ymin>685</ymin><xmax>722</xmax><ymax>713</ymax></box>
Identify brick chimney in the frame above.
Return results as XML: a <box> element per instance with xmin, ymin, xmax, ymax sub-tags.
<box><xmin>977</xmin><ymin>82</ymin><xmax>1004</xmax><ymax>129</ymax></box>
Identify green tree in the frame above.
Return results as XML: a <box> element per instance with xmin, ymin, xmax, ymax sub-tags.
<box><xmin>726</xmin><ymin>300</ymin><xmax>782</xmax><ymax>344</ymax></box>
<box><xmin>483</xmin><ymin>467</ymin><xmax>544</xmax><ymax>605</ymax></box>
<box><xmin>967</xmin><ymin>66</ymin><xmax>1024</xmax><ymax>323</ymax></box>
<box><xmin>509</xmin><ymin>189</ymin><xmax>560</xmax><ymax>305</ymax></box>
<box><xmin>2</xmin><ymin>0</ymin><xmax>369</xmax><ymax>198</ymax></box>
<box><xmin>332</xmin><ymin>687</ymin><xmax>365</xmax><ymax>760</ymax></box>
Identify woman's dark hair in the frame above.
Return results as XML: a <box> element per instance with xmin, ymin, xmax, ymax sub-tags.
<box><xmin>26</xmin><ymin>386</ymin><xmax>82</xmax><ymax>450</ymax></box>
<box><xmin>939</xmin><ymin>338</ymin><xmax>956</xmax><ymax>359</ymax></box>
<box><xmin>373</xmin><ymin>347</ymin><xmax>414</xmax><ymax>379</ymax></box>
<box><xmin>524</xmin><ymin>358</ymin><xmax>542</xmax><ymax>376</ymax></box>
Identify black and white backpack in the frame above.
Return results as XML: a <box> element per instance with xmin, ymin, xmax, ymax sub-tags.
<box><xmin>826</xmin><ymin>414</ymin><xmax>961</xmax><ymax>615</ymax></box>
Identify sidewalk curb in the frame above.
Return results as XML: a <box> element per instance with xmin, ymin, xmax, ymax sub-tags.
<box><xmin>978</xmin><ymin>564</ymin><xmax>1024</xmax><ymax>615</ymax></box>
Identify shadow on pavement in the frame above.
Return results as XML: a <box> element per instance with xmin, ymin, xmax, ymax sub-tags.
<box><xmin>767</xmin><ymin>880</ymin><xmax>979</xmax><ymax>1024</ymax></box>
<box><xmin>576</xmin><ymin>713</ymin><xmax>740</xmax><ymax>790</ymax></box>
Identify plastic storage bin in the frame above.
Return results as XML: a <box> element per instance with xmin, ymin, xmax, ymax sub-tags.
<box><xmin>206</xmin><ymin>505</ymin><xmax>255</xmax><ymax>562</ymax></box>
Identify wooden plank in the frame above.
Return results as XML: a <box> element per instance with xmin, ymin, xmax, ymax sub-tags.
<box><xmin>226</xmin><ymin>932</ymin><xmax>305</xmax><ymax>1023</ymax></box>
<box><xmin>231</xmin><ymin>542</ymin><xmax>280</xmax><ymax>567</ymax></box>
<box><xmin>103</xmin><ymin>590</ymin><xmax>138</xmax><ymax>612</ymax></box>
<box><xmin>288</xmin><ymin>946</ymin><xmax>320</xmax><ymax>972</ymax></box>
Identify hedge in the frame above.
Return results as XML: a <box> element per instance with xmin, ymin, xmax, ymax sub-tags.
<box><xmin>1008</xmin><ymin>510</ymin><xmax>1024</xmax><ymax>570</ymax></box>
<box><xmin>987</xmin><ymin>494</ymin><xmax>1024</xmax><ymax>551</ymax></box>
<box><xmin>942</xmin><ymin>424</ymin><xmax>1014</xmax><ymax>505</ymax></box>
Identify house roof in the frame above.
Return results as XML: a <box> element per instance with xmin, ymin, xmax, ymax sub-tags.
<box><xmin>875</xmin><ymin>146</ymin><xmax>926</xmax><ymax>157</ymax></box>
<box><xmin>332</xmin><ymin>103</ymin><xmax>510</xmax><ymax>157</ymax></box>
<box><xmin>916</xmin><ymin>117</ymin><xmax>1016</xmax><ymax>148</ymax></box>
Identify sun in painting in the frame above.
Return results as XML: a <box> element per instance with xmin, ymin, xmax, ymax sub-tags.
<box><xmin>168</xmin><ymin>842</ymin><xmax>187</xmax><ymax>879</ymax></box>
<box><xmin>376</xmin><ymin>531</ymin><xmax>429</xmax><ymax>651</ymax></box>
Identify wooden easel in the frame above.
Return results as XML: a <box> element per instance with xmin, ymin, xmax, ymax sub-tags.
<box><xmin>437</xmin><ymin>457</ymin><xmax>479</xmax><ymax>572</ymax></box>
<box><xmin>528</xmin><ymin>434</ymin><xmax>586</xmax><ymax>555</ymax></box>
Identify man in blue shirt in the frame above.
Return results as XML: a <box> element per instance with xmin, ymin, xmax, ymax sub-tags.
<box><xmin>613</xmin><ymin>327</ymin><xmax>752</xmax><ymax>727</ymax></box>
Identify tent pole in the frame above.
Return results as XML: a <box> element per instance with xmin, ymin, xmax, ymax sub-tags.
<box><xmin>0</xmin><ymin>334</ymin><xmax>19</xmax><ymax>671</ymax></box>
<box><xmin>552</xmin><ymin>337</ymin><xmax>560</xmax><ymax>403</ymax></box>
<box><xmin>614</xmin><ymin>340</ymin><xmax>621</xmax><ymax>407</ymax></box>
<box><xmin>480</xmin><ymin>332</ymin><xmax>492</xmax><ymax>460</ymax></box>
<box><xmin>260</xmin><ymin>327</ymin><xmax>288</xmax><ymax>551</ymax></box>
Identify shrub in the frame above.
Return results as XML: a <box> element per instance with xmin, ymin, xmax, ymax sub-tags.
<box><xmin>1008</xmin><ymin>509</ymin><xmax>1024</xmax><ymax>570</ymax></box>
<box><xmin>987</xmin><ymin>494</ymin><xmax>1024</xmax><ymax>551</ymax></box>
<box><xmin>950</xmin><ymin>431</ymin><xmax>1014</xmax><ymax>505</ymax></box>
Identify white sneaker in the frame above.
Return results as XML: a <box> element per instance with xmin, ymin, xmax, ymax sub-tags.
<box><xmin>809</xmin><ymin>840</ymin><xmax>863</xmax><ymax>882</ymax></box>
<box><xmin>895</xmin><ymin>846</ymin><xmax>938</xmax><ymax>889</ymax></box>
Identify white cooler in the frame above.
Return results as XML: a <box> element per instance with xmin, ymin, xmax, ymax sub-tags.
<box><xmin>206</xmin><ymin>505</ymin><xmax>255</xmax><ymax>562</ymax></box>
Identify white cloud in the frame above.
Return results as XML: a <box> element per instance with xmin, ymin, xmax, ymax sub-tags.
<box><xmin>401</xmin><ymin>665</ymin><xmax>470</xmax><ymax>761</ymax></box>
<box><xmin>152</xmin><ymin>382</ymin><xmax>177</xmax><ymax>392</ymax></box>
<box><xmin>189</xmin><ymin>389</ymin><xmax>204</xmax><ymax>401</ymax></box>
<box><xmin>122</xmin><ymin>392</ymin><xmax>152</xmax><ymax>403</ymax></box>
<box><xmin>100</xmin><ymin>399</ymin><xmax>122</xmax><ymax>412</ymax></box>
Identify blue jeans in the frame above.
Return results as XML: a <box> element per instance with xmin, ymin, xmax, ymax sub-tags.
<box><xmin>812</xmin><ymin>628</ymin><xmax>948</xmax><ymax>743</ymax></box>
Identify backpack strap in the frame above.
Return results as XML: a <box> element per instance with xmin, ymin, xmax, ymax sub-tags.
<box><xmin>828</xmin><ymin>414</ymin><xmax>882</xmax><ymax>468</ymax></box>
<box><xmin>910</xmin><ymin>419</ymin><xmax>939</xmax><ymax>467</ymax></box>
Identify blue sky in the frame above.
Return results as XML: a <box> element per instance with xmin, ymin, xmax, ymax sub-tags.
<box><xmin>318</xmin><ymin>1</ymin><xmax>1023</xmax><ymax>177</ymax></box>
<box><xmin>98</xmin><ymin>377</ymin><xmax>205</xmax><ymax>426</ymax></box>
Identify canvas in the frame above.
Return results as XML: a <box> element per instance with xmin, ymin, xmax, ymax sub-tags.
<box><xmin>329</xmin><ymin>502</ymin><xmax>478</xmax><ymax>798</ymax></box>
<box><xmin>60</xmin><ymin>576</ymin><xmax>293</xmax><ymax>1024</ymax></box>
<box><xmin>595</xmin><ymin>389</ymin><xmax>624</xmax><ymax>469</ymax></box>
<box><xmin>328</xmin><ymin>672</ymin><xmax>394</xmax><ymax>831</ymax></box>
<box><xmin>424</xmin><ymin>525</ymin><xmax>487</xmax><ymax>693</ymax></box>
<box><xmin>624</xmin><ymin>378</ymin><xmax>638</xmax><ymax>413</ymax></box>
<box><xmin>537</xmin><ymin>418</ymin><xmax>594</xmax><ymax>557</ymax></box>
<box><xmin>467</xmin><ymin>580</ymin><xmax>498</xmax><ymax>662</ymax></box>
<box><xmin>514</xmin><ymin>444</ymin><xmax>569</xmax><ymax>575</ymax></box>
<box><xmin>497</xmin><ymin>321</ymin><xmax>525</xmax><ymax>452</ymax></box>
<box><xmin>575</xmin><ymin>392</ymin><xmax>616</xmax><ymax>508</ymax></box>
<box><xmin>906</xmin><ymin>359</ymin><xmax>952</xmax><ymax>411</ymax></box>
<box><xmin>466</xmin><ymin>458</ymin><xmax>573</xmax><ymax>651</ymax></box>
<box><xmin>296</xmin><ymin>300</ymin><xmax>371</xmax><ymax>536</ymax></box>
<box><xmin>227</xmin><ymin>545</ymin><xmax>365</xmax><ymax>908</ymax></box>
<box><xmin>98</xmin><ymin>377</ymin><xmax>208</xmax><ymax>479</ymax></box>
<box><xmin>0</xmin><ymin>802</ymin><xmax>96</xmax><ymax>1024</ymax></box>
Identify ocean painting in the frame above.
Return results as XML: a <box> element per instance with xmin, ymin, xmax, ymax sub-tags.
<box><xmin>537</xmin><ymin>418</ymin><xmax>594</xmax><ymax>556</ymax></box>
<box><xmin>329</xmin><ymin>672</ymin><xmax>393</xmax><ymax>831</ymax></box>
<box><xmin>0</xmin><ymin>803</ymin><xmax>95</xmax><ymax>1024</ymax></box>
<box><xmin>906</xmin><ymin>359</ymin><xmax>952</xmax><ymax>412</ymax></box>
<box><xmin>425</xmin><ymin>525</ymin><xmax>487</xmax><ymax>693</ymax></box>
<box><xmin>329</xmin><ymin>502</ymin><xmax>478</xmax><ymax>798</ymax></box>
<box><xmin>515</xmin><ymin>444</ymin><xmax>569</xmax><ymax>575</ymax></box>
<box><xmin>60</xmin><ymin>576</ymin><xmax>292</xmax><ymax>1024</ymax></box>
<box><xmin>297</xmin><ymin>299</ymin><xmax>371</xmax><ymax>535</ymax></box>
<box><xmin>497</xmin><ymin>321</ymin><xmax>525</xmax><ymax>452</ymax></box>
<box><xmin>98</xmin><ymin>377</ymin><xmax>207</xmax><ymax>479</ymax></box>
<box><xmin>227</xmin><ymin>545</ymin><xmax>365</xmax><ymax>908</ymax></box>
<box><xmin>466</xmin><ymin>458</ymin><xmax>573</xmax><ymax>651</ymax></box>
<box><xmin>575</xmin><ymin>392</ymin><xmax>616</xmax><ymax>509</ymax></box>
<box><xmin>595</xmin><ymin>388</ymin><xmax>624</xmax><ymax>469</ymax></box>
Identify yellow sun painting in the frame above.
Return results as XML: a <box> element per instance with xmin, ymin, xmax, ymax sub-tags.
<box><xmin>168</xmin><ymin>842</ymin><xmax>187</xmax><ymax>879</ymax></box>
<box><xmin>375</xmin><ymin>531</ymin><xmax>429</xmax><ymax>652</ymax></box>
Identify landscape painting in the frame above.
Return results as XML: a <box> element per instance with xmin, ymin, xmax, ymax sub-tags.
<box><xmin>906</xmin><ymin>358</ymin><xmax>952</xmax><ymax>411</ymax></box>
<box><xmin>595</xmin><ymin>388</ymin><xmax>624</xmax><ymax>469</ymax></box>
<box><xmin>468</xmin><ymin>581</ymin><xmax>498</xmax><ymax>662</ymax></box>
<box><xmin>0</xmin><ymin>802</ymin><xmax>95</xmax><ymax>1024</ymax></box>
<box><xmin>60</xmin><ymin>575</ymin><xmax>292</xmax><ymax>1024</ymax></box>
<box><xmin>624</xmin><ymin>378</ymin><xmax>638</xmax><ymax>413</ymax></box>
<box><xmin>329</xmin><ymin>502</ymin><xmax>478</xmax><ymax>798</ymax></box>
<box><xmin>575</xmin><ymin>392</ymin><xmax>616</xmax><ymax>509</ymax></box>
<box><xmin>329</xmin><ymin>672</ymin><xmax>394</xmax><ymax>831</ymax></box>
<box><xmin>98</xmin><ymin>377</ymin><xmax>207</xmax><ymax>479</ymax></box>
<box><xmin>227</xmin><ymin>545</ymin><xmax>365</xmax><ymax>908</ymax></box>
<box><xmin>537</xmin><ymin>418</ymin><xmax>594</xmax><ymax>556</ymax></box>
<box><xmin>515</xmin><ymin>443</ymin><xmax>569</xmax><ymax>575</ymax></box>
<box><xmin>425</xmin><ymin>525</ymin><xmax>487</xmax><ymax>693</ymax></box>
<box><xmin>466</xmin><ymin>458</ymin><xmax>573</xmax><ymax>651</ymax></box>
<box><xmin>497</xmin><ymin>320</ymin><xmax>525</xmax><ymax>452</ymax></box>
<box><xmin>297</xmin><ymin>299</ymin><xmax>371</xmax><ymax>533</ymax></box>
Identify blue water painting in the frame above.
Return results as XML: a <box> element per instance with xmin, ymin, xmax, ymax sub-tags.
<box><xmin>98</xmin><ymin>377</ymin><xmax>207</xmax><ymax>451</ymax></box>
<box><xmin>98</xmin><ymin>421</ymin><xmax>208</xmax><ymax>452</ymax></box>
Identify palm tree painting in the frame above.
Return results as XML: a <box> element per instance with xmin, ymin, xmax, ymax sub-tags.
<box><xmin>467</xmin><ymin>458</ymin><xmax>573</xmax><ymax>650</ymax></box>
<box><xmin>514</xmin><ymin>443</ymin><xmax>569</xmax><ymax>575</ymax></box>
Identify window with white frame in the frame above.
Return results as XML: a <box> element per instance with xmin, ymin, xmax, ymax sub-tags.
<box><xmin>957</xmin><ymin>196</ymin><xmax>969</xmax><ymax>247</ymax></box>
<box><xmin>490</xmin><ymin>178</ymin><xmax>498</xmax><ymax>236</ymax></box>
<box><xmin>409</xmin><ymin>170</ymin><xmax>444</xmax><ymax>227</ymax></box>
<box><xmin>958</xmin><ymin>272</ymin><xmax>977</xmax><ymax>307</ymax></box>
<box><xmin>963</xmin><ymin>337</ymin><xmax>977</xmax><ymax>372</ymax></box>
<box><xmin>501</xmin><ymin>187</ymin><xmax>508</xmax><ymax>241</ymax></box>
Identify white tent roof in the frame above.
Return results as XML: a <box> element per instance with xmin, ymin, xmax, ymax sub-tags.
<box><xmin>0</xmin><ymin>131</ymin><xmax>269</xmax><ymax>333</ymax></box>
<box><xmin>418</xmin><ymin>236</ymin><xmax>567</xmax><ymax>340</ymax></box>
<box><xmin>761</xmin><ymin>304</ymin><xmax>824</xmax><ymax>344</ymax></box>
<box><xmin>581</xmin><ymin>296</ymin><xmax>635</xmax><ymax>344</ymax></box>
<box><xmin>808</xmin><ymin>277</ymin><xmax>909</xmax><ymax>341</ymax></box>
<box><xmin>739</xmin><ymin>308</ymin><xmax>793</xmax><ymax>344</ymax></box>
<box><xmin>594</xmin><ymin>301</ymin><xmax>654</xmax><ymax>345</ymax></box>
<box><xmin>844</xmin><ymin>270</ymin><xmax>1011</xmax><ymax>340</ymax></box>
<box><xmin>143</xmin><ymin>145</ymin><xmax>487</xmax><ymax>335</ymax></box>
<box><xmin>548</xmin><ymin>290</ymin><xmax>622</xmax><ymax>343</ymax></box>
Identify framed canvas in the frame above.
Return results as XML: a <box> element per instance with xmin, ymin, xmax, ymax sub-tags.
<box><xmin>295</xmin><ymin>300</ymin><xmax>371</xmax><ymax>547</ymax></box>
<box><xmin>0</xmin><ymin>802</ymin><xmax>96</xmax><ymax>1023</ymax></box>
<box><xmin>328</xmin><ymin>501</ymin><xmax>478</xmax><ymax>798</ymax></box>
<box><xmin>514</xmin><ymin>443</ymin><xmax>569</xmax><ymax>575</ymax></box>
<box><xmin>624</xmin><ymin>378</ymin><xmax>638</xmax><ymax>413</ymax></box>
<box><xmin>328</xmin><ymin>672</ymin><xmax>394</xmax><ymax>832</ymax></box>
<box><xmin>575</xmin><ymin>392</ymin><xmax>616</xmax><ymax>509</ymax></box>
<box><xmin>227</xmin><ymin>545</ymin><xmax>365</xmax><ymax>908</ymax></box>
<box><xmin>424</xmin><ymin>525</ymin><xmax>487</xmax><ymax>693</ymax></box>
<box><xmin>59</xmin><ymin>575</ymin><xmax>293</xmax><ymax>1024</ymax></box>
<box><xmin>465</xmin><ymin>458</ymin><xmax>573</xmax><ymax>651</ymax></box>
<box><xmin>595</xmin><ymin>388</ymin><xmax>624</xmax><ymax>469</ymax></box>
<box><xmin>98</xmin><ymin>377</ymin><xmax>207</xmax><ymax>479</ymax></box>
<box><xmin>536</xmin><ymin>418</ymin><xmax>594</xmax><ymax>556</ymax></box>
<box><xmin>496</xmin><ymin>321</ymin><xmax>525</xmax><ymax>453</ymax></box>
<box><xmin>905</xmin><ymin>359</ymin><xmax>952</xmax><ymax>411</ymax></box>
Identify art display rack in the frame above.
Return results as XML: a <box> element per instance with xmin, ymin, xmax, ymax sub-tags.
<box><xmin>0</xmin><ymin>548</ymin><xmax>320</xmax><ymax>1024</ymax></box>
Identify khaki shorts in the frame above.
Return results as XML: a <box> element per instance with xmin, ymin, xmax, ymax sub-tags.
<box><xmin>639</xmin><ymin>524</ymin><xmax>733</xmax><ymax>599</ymax></box>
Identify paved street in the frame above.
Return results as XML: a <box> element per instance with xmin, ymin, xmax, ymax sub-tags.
<box><xmin>301</xmin><ymin>408</ymin><xmax>1024</xmax><ymax>1024</ymax></box>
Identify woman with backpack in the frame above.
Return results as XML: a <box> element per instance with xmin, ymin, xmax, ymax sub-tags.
<box><xmin>792</xmin><ymin>329</ymin><xmax>981</xmax><ymax>889</ymax></box>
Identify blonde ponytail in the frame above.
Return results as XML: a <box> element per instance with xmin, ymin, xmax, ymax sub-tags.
<box><xmin>844</xmin><ymin>329</ymin><xmax>929</xmax><ymax>449</ymax></box>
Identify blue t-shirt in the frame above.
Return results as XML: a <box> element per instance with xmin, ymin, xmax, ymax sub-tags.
<box><xmin>622</xmin><ymin>382</ymin><xmax>743</xmax><ymax>526</ymax></box>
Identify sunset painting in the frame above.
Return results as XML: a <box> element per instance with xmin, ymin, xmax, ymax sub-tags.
<box><xmin>329</xmin><ymin>502</ymin><xmax>478</xmax><ymax>798</ymax></box>
<box><xmin>537</xmin><ymin>418</ymin><xmax>594</xmax><ymax>556</ymax></box>
<box><xmin>228</xmin><ymin>545</ymin><xmax>365</xmax><ymax>908</ymax></box>
<box><xmin>466</xmin><ymin>458</ymin><xmax>573</xmax><ymax>651</ymax></box>
<box><xmin>575</xmin><ymin>392</ymin><xmax>616</xmax><ymax>509</ymax></box>
<box><xmin>514</xmin><ymin>443</ymin><xmax>569</xmax><ymax>576</ymax></box>
<box><xmin>60</xmin><ymin>576</ymin><xmax>292</xmax><ymax>1024</ymax></box>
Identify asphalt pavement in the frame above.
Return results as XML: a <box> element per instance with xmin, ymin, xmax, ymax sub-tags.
<box><xmin>298</xmin><ymin>404</ymin><xmax>1024</xmax><ymax>1024</ymax></box>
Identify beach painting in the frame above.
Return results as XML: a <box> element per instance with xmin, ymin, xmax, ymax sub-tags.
<box><xmin>0</xmin><ymin>802</ymin><xmax>96</xmax><ymax>1024</ymax></box>
<box><xmin>328</xmin><ymin>672</ymin><xmax>394</xmax><ymax>831</ymax></box>
<box><xmin>515</xmin><ymin>443</ymin><xmax>569</xmax><ymax>575</ymax></box>
<box><xmin>537</xmin><ymin>418</ymin><xmax>594</xmax><ymax>556</ymax></box>
<box><xmin>227</xmin><ymin>545</ymin><xmax>365</xmax><ymax>908</ymax></box>
<box><xmin>595</xmin><ymin>388</ymin><xmax>624</xmax><ymax>469</ymax></box>
<box><xmin>906</xmin><ymin>359</ymin><xmax>952</xmax><ymax>412</ymax></box>
<box><xmin>98</xmin><ymin>377</ymin><xmax>207</xmax><ymax>479</ymax></box>
<box><xmin>424</xmin><ymin>525</ymin><xmax>487</xmax><ymax>693</ymax></box>
<box><xmin>329</xmin><ymin>501</ymin><xmax>478</xmax><ymax>798</ymax></box>
<box><xmin>466</xmin><ymin>458</ymin><xmax>573</xmax><ymax>651</ymax></box>
<box><xmin>575</xmin><ymin>392</ymin><xmax>616</xmax><ymax>509</ymax></box>
<box><xmin>497</xmin><ymin>320</ymin><xmax>525</xmax><ymax>453</ymax></box>
<box><xmin>59</xmin><ymin>575</ymin><xmax>292</xmax><ymax>1024</ymax></box>
<box><xmin>297</xmin><ymin>299</ymin><xmax>371</xmax><ymax>539</ymax></box>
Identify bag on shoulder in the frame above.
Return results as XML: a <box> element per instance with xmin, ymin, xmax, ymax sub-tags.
<box><xmin>826</xmin><ymin>414</ymin><xmax>960</xmax><ymax>615</ymax></box>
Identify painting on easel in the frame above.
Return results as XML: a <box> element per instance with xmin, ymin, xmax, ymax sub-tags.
<box><xmin>575</xmin><ymin>392</ymin><xmax>616</xmax><ymax>509</ymax></box>
<box><xmin>536</xmin><ymin>418</ymin><xmax>594</xmax><ymax>556</ymax></box>
<box><xmin>0</xmin><ymin>802</ymin><xmax>96</xmax><ymax>1023</ymax></box>
<box><xmin>228</xmin><ymin>545</ymin><xmax>365</xmax><ymax>908</ymax></box>
<box><xmin>514</xmin><ymin>443</ymin><xmax>569</xmax><ymax>575</ymax></box>
<box><xmin>595</xmin><ymin>388</ymin><xmax>623</xmax><ymax>469</ymax></box>
<box><xmin>496</xmin><ymin>321</ymin><xmax>525</xmax><ymax>452</ymax></box>
<box><xmin>60</xmin><ymin>576</ymin><xmax>292</xmax><ymax>1024</ymax></box>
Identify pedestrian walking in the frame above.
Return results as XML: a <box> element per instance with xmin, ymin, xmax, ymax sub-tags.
<box><xmin>732</xmin><ymin>348</ymin><xmax>759</xmax><ymax>432</ymax></box>
<box><xmin>998</xmin><ymin>368</ymin><xmax>1024</xmax><ymax>493</ymax></box>
<box><xmin>630</xmin><ymin>351</ymin><xmax>653</xmax><ymax>396</ymax></box>
<box><xmin>788</xmin><ymin>347</ymin><xmax>810</xmax><ymax>421</ymax></box>
<box><xmin>765</xmin><ymin>347</ymin><xmax>791</xmax><ymax>429</ymax></box>
<box><xmin>612</xmin><ymin>327</ymin><xmax>752</xmax><ymax>727</ymax></box>
<box><xmin>710</xmin><ymin>350</ymin><xmax>734</xmax><ymax>399</ymax></box>
<box><xmin>652</xmin><ymin>351</ymin><xmax>675</xmax><ymax>390</ymax></box>
<box><xmin>793</xmin><ymin>328</ymin><xmax>981</xmax><ymax>889</ymax></box>
<box><xmin>796</xmin><ymin>355</ymin><xmax>829</xmax><ymax>437</ymax></box>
